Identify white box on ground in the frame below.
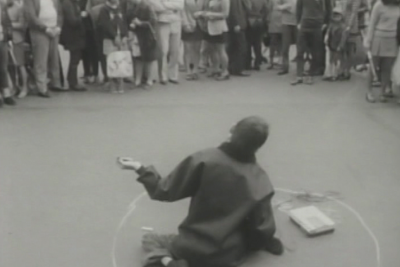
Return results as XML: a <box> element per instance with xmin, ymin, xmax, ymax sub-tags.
<box><xmin>289</xmin><ymin>206</ymin><xmax>335</xmax><ymax>236</ymax></box>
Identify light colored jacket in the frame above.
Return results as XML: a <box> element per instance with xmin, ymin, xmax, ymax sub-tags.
<box><xmin>7</xmin><ymin>0</ymin><xmax>26</xmax><ymax>44</ymax></box>
<box><xmin>149</xmin><ymin>0</ymin><xmax>184</xmax><ymax>23</ymax></box>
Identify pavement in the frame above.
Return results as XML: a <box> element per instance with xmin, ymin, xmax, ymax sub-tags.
<box><xmin>1</xmin><ymin>60</ymin><xmax>400</xmax><ymax>267</ymax></box>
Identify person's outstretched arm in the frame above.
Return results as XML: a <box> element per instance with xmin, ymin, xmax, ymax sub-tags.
<box><xmin>136</xmin><ymin>155</ymin><xmax>204</xmax><ymax>202</ymax></box>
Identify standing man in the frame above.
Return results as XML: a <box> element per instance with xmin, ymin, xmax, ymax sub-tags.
<box><xmin>245</xmin><ymin>0</ymin><xmax>268</xmax><ymax>71</ymax></box>
<box><xmin>227</xmin><ymin>0</ymin><xmax>252</xmax><ymax>76</ymax></box>
<box><xmin>291</xmin><ymin>0</ymin><xmax>331</xmax><ymax>85</ymax></box>
<box><xmin>24</xmin><ymin>0</ymin><xmax>64</xmax><ymax>98</ymax></box>
<box><xmin>277</xmin><ymin>0</ymin><xmax>297</xmax><ymax>75</ymax></box>
<box><xmin>149</xmin><ymin>0</ymin><xmax>184</xmax><ymax>85</ymax></box>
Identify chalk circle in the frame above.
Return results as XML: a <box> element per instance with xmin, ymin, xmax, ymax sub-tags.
<box><xmin>112</xmin><ymin>189</ymin><xmax>381</xmax><ymax>267</ymax></box>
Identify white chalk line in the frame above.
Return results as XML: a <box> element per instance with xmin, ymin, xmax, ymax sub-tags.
<box><xmin>275</xmin><ymin>188</ymin><xmax>381</xmax><ymax>267</ymax></box>
<box><xmin>111</xmin><ymin>188</ymin><xmax>381</xmax><ymax>267</ymax></box>
<box><xmin>112</xmin><ymin>191</ymin><xmax>147</xmax><ymax>267</ymax></box>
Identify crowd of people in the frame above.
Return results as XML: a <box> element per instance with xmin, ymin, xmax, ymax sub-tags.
<box><xmin>1</xmin><ymin>0</ymin><xmax>400</xmax><ymax>108</ymax></box>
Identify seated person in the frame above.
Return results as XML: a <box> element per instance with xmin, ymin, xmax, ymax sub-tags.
<box><xmin>118</xmin><ymin>116</ymin><xmax>284</xmax><ymax>267</ymax></box>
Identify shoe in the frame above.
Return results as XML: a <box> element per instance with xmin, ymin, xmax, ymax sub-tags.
<box><xmin>4</xmin><ymin>97</ymin><xmax>16</xmax><ymax>106</ymax></box>
<box><xmin>264</xmin><ymin>237</ymin><xmax>284</xmax><ymax>256</ymax></box>
<box><xmin>267</xmin><ymin>65</ymin><xmax>274</xmax><ymax>70</ymax></box>
<box><xmin>291</xmin><ymin>77</ymin><xmax>303</xmax><ymax>86</ymax></box>
<box><xmin>277</xmin><ymin>70</ymin><xmax>288</xmax><ymax>76</ymax></box>
<box><xmin>70</xmin><ymin>85</ymin><xmax>88</xmax><ymax>92</ymax></box>
<box><xmin>50</xmin><ymin>86</ymin><xmax>69</xmax><ymax>92</ymax></box>
<box><xmin>38</xmin><ymin>91</ymin><xmax>51</xmax><ymax>98</ymax></box>
<box><xmin>160</xmin><ymin>80</ymin><xmax>168</xmax><ymax>85</ymax></box>
<box><xmin>123</xmin><ymin>78</ymin><xmax>133</xmax><ymax>84</ymax></box>
<box><xmin>231</xmin><ymin>72</ymin><xmax>250</xmax><ymax>77</ymax></box>
<box><xmin>207</xmin><ymin>72</ymin><xmax>221</xmax><ymax>78</ymax></box>
<box><xmin>253</xmin><ymin>65</ymin><xmax>260</xmax><ymax>71</ymax></box>
<box><xmin>166</xmin><ymin>259</ymin><xmax>189</xmax><ymax>267</ymax></box>
<box><xmin>383</xmin><ymin>90</ymin><xmax>395</xmax><ymax>98</ymax></box>
<box><xmin>17</xmin><ymin>88</ymin><xmax>28</xmax><ymax>99</ymax></box>
<box><xmin>304</xmin><ymin>76</ymin><xmax>314</xmax><ymax>85</ymax></box>
<box><xmin>169</xmin><ymin>79</ymin><xmax>179</xmax><ymax>84</ymax></box>
<box><xmin>366</xmin><ymin>92</ymin><xmax>376</xmax><ymax>103</ymax></box>
<box><xmin>215</xmin><ymin>73</ymin><xmax>230</xmax><ymax>81</ymax></box>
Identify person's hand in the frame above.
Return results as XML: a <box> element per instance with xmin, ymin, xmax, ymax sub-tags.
<box><xmin>81</xmin><ymin>11</ymin><xmax>88</xmax><ymax>17</ymax></box>
<box><xmin>345</xmin><ymin>26</ymin><xmax>350</xmax><ymax>32</ymax></box>
<box><xmin>322</xmin><ymin>24</ymin><xmax>327</xmax><ymax>31</ymax></box>
<box><xmin>297</xmin><ymin>24</ymin><xmax>301</xmax><ymax>30</ymax></box>
<box><xmin>130</xmin><ymin>22</ymin><xmax>136</xmax><ymax>29</ymax></box>
<box><xmin>234</xmin><ymin>25</ymin><xmax>241</xmax><ymax>32</ymax></box>
<box><xmin>53</xmin><ymin>27</ymin><xmax>61</xmax><ymax>36</ymax></box>
<box><xmin>183</xmin><ymin>25</ymin><xmax>193</xmax><ymax>32</ymax></box>
<box><xmin>117</xmin><ymin>157</ymin><xmax>142</xmax><ymax>171</ymax></box>
<box><xmin>133</xmin><ymin>18</ymin><xmax>142</xmax><ymax>26</ymax></box>
<box><xmin>193</xmin><ymin>11</ymin><xmax>204</xmax><ymax>19</ymax></box>
<box><xmin>45</xmin><ymin>27</ymin><xmax>55</xmax><ymax>37</ymax></box>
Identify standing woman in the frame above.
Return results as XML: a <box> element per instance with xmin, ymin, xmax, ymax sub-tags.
<box><xmin>267</xmin><ymin>0</ymin><xmax>283</xmax><ymax>70</ymax></box>
<box><xmin>127</xmin><ymin>0</ymin><xmax>158</xmax><ymax>88</ymax></box>
<box><xmin>364</xmin><ymin>0</ymin><xmax>400</xmax><ymax>102</ymax></box>
<box><xmin>197</xmin><ymin>0</ymin><xmax>230</xmax><ymax>80</ymax></box>
<box><xmin>60</xmin><ymin>0</ymin><xmax>88</xmax><ymax>91</ymax></box>
<box><xmin>97</xmin><ymin>0</ymin><xmax>129</xmax><ymax>93</ymax></box>
<box><xmin>182</xmin><ymin>0</ymin><xmax>203</xmax><ymax>80</ymax></box>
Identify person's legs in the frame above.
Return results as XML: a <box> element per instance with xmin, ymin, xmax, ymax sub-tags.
<box><xmin>245</xmin><ymin>26</ymin><xmax>253</xmax><ymax>69</ymax></box>
<box><xmin>252</xmin><ymin>25</ymin><xmax>263</xmax><ymax>69</ymax></box>
<box><xmin>168</xmin><ymin>21</ymin><xmax>182</xmax><ymax>82</ymax></box>
<box><xmin>67</xmin><ymin>49</ymin><xmax>83</xmax><ymax>89</ymax></box>
<box><xmin>292</xmin><ymin>30</ymin><xmax>307</xmax><ymax>84</ymax></box>
<box><xmin>48</xmin><ymin>36</ymin><xmax>62</xmax><ymax>89</ymax></box>
<box><xmin>157</xmin><ymin>23</ymin><xmax>171</xmax><ymax>83</ymax></box>
<box><xmin>134</xmin><ymin>60</ymin><xmax>144</xmax><ymax>86</ymax></box>
<box><xmin>0</xmin><ymin>41</ymin><xmax>14</xmax><ymax>105</ymax></box>
<box><xmin>280</xmin><ymin>25</ymin><xmax>292</xmax><ymax>74</ymax></box>
<box><xmin>228</xmin><ymin>31</ymin><xmax>248</xmax><ymax>75</ymax></box>
<box><xmin>144</xmin><ymin>61</ymin><xmax>155</xmax><ymax>86</ymax></box>
<box><xmin>309</xmin><ymin>29</ymin><xmax>323</xmax><ymax>78</ymax></box>
<box><xmin>191</xmin><ymin>40</ymin><xmax>201</xmax><ymax>76</ymax></box>
<box><xmin>183</xmin><ymin>41</ymin><xmax>193</xmax><ymax>77</ymax></box>
<box><xmin>381</xmin><ymin>57</ymin><xmax>396</xmax><ymax>95</ymax></box>
<box><xmin>216</xmin><ymin>42</ymin><xmax>229</xmax><ymax>79</ymax></box>
<box><xmin>30</xmin><ymin>30</ymin><xmax>51</xmax><ymax>94</ymax></box>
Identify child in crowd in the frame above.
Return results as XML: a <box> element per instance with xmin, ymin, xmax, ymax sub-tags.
<box><xmin>97</xmin><ymin>0</ymin><xmax>128</xmax><ymax>93</ymax></box>
<box><xmin>127</xmin><ymin>0</ymin><xmax>158</xmax><ymax>88</ymax></box>
<box><xmin>324</xmin><ymin>6</ymin><xmax>347</xmax><ymax>81</ymax></box>
<box><xmin>0</xmin><ymin>0</ymin><xmax>15</xmax><ymax>107</ymax></box>
<box><xmin>7</xmin><ymin>0</ymin><xmax>27</xmax><ymax>98</ymax></box>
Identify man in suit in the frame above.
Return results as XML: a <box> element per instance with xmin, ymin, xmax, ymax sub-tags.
<box><xmin>227</xmin><ymin>0</ymin><xmax>252</xmax><ymax>76</ymax></box>
<box><xmin>24</xmin><ymin>0</ymin><xmax>64</xmax><ymax>98</ymax></box>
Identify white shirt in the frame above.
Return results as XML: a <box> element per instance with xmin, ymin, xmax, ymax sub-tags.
<box><xmin>39</xmin><ymin>0</ymin><xmax>58</xmax><ymax>27</ymax></box>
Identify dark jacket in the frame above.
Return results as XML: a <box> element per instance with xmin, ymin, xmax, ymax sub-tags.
<box><xmin>60</xmin><ymin>0</ymin><xmax>86</xmax><ymax>50</ymax></box>
<box><xmin>296</xmin><ymin>0</ymin><xmax>331</xmax><ymax>31</ymax></box>
<box><xmin>126</xmin><ymin>1</ymin><xmax>159</xmax><ymax>61</ymax></box>
<box><xmin>97</xmin><ymin>4</ymin><xmax>128</xmax><ymax>41</ymax></box>
<box><xmin>23</xmin><ymin>0</ymin><xmax>63</xmax><ymax>32</ymax></box>
<box><xmin>137</xmin><ymin>143</ymin><xmax>276</xmax><ymax>267</ymax></box>
<box><xmin>227</xmin><ymin>0</ymin><xmax>252</xmax><ymax>31</ymax></box>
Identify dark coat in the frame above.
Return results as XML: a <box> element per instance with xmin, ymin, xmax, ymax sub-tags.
<box><xmin>60</xmin><ymin>0</ymin><xmax>86</xmax><ymax>50</ymax></box>
<box><xmin>227</xmin><ymin>0</ymin><xmax>252</xmax><ymax>31</ymax></box>
<box><xmin>126</xmin><ymin>1</ymin><xmax>158</xmax><ymax>61</ymax></box>
<box><xmin>97</xmin><ymin>4</ymin><xmax>128</xmax><ymax>41</ymax></box>
<box><xmin>137</xmin><ymin>143</ymin><xmax>276</xmax><ymax>267</ymax></box>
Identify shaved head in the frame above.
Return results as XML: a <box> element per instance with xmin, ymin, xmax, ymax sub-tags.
<box><xmin>230</xmin><ymin>116</ymin><xmax>269</xmax><ymax>154</ymax></box>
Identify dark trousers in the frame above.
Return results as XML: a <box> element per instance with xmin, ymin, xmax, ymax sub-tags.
<box><xmin>246</xmin><ymin>25</ymin><xmax>264</xmax><ymax>68</ymax></box>
<box><xmin>281</xmin><ymin>24</ymin><xmax>297</xmax><ymax>71</ymax></box>
<box><xmin>67</xmin><ymin>50</ymin><xmax>83</xmax><ymax>87</ymax></box>
<box><xmin>97</xmin><ymin>36</ymin><xmax>108</xmax><ymax>80</ymax></box>
<box><xmin>82</xmin><ymin>29</ymin><xmax>99</xmax><ymax>77</ymax></box>
<box><xmin>296</xmin><ymin>29</ymin><xmax>323</xmax><ymax>77</ymax></box>
<box><xmin>0</xmin><ymin>41</ymin><xmax>9</xmax><ymax>90</ymax></box>
<box><xmin>227</xmin><ymin>30</ymin><xmax>247</xmax><ymax>74</ymax></box>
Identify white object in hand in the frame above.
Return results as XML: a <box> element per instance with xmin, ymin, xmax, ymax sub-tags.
<box><xmin>117</xmin><ymin>157</ymin><xmax>142</xmax><ymax>171</ymax></box>
<box><xmin>81</xmin><ymin>11</ymin><xmax>88</xmax><ymax>17</ymax></box>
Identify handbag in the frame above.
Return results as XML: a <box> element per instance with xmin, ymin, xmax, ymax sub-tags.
<box><xmin>107</xmin><ymin>50</ymin><xmax>133</xmax><ymax>78</ymax></box>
